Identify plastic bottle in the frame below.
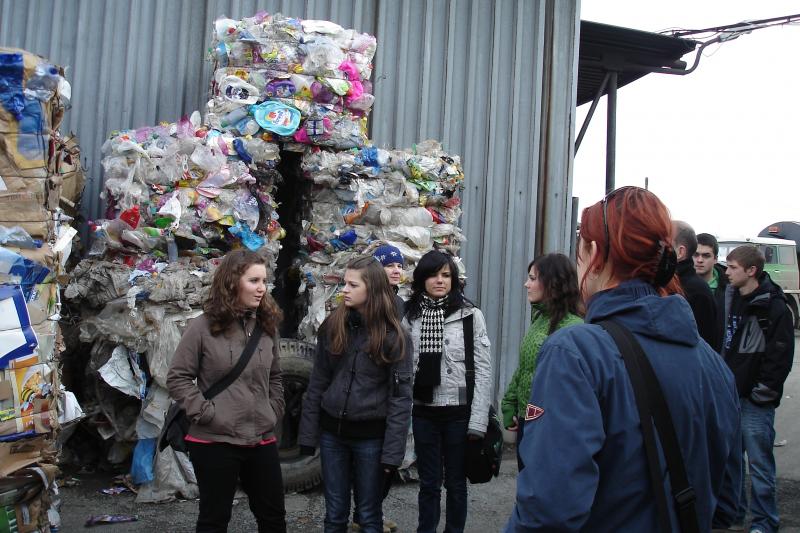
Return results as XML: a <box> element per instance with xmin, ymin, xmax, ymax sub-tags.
<box><xmin>166</xmin><ymin>233</ymin><xmax>178</xmax><ymax>261</ymax></box>
<box><xmin>235</xmin><ymin>117</ymin><xmax>260</xmax><ymax>136</ymax></box>
<box><xmin>219</xmin><ymin>106</ymin><xmax>250</xmax><ymax>129</ymax></box>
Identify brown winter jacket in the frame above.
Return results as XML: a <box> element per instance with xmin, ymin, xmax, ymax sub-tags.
<box><xmin>166</xmin><ymin>314</ymin><xmax>284</xmax><ymax>446</ymax></box>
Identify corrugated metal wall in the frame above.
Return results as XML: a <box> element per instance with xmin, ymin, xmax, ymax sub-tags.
<box><xmin>0</xmin><ymin>0</ymin><xmax>580</xmax><ymax>402</ymax></box>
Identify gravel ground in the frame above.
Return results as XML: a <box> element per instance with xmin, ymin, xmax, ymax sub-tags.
<box><xmin>59</xmin><ymin>449</ymin><xmax>800</xmax><ymax>532</ymax></box>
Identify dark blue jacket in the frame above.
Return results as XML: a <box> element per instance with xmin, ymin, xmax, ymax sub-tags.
<box><xmin>505</xmin><ymin>279</ymin><xmax>741</xmax><ymax>532</ymax></box>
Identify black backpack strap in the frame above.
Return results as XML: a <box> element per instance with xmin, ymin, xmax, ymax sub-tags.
<box><xmin>599</xmin><ymin>320</ymin><xmax>699</xmax><ymax>533</ymax></box>
<box><xmin>463</xmin><ymin>312</ymin><xmax>475</xmax><ymax>404</ymax></box>
<box><xmin>204</xmin><ymin>322</ymin><xmax>263</xmax><ymax>399</ymax></box>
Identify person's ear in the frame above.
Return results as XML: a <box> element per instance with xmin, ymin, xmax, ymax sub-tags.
<box><xmin>587</xmin><ymin>240</ymin><xmax>600</xmax><ymax>271</ymax></box>
<box><xmin>746</xmin><ymin>266</ymin><xmax>758</xmax><ymax>278</ymax></box>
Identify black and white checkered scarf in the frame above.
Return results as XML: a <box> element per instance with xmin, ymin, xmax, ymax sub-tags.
<box><xmin>414</xmin><ymin>295</ymin><xmax>448</xmax><ymax>403</ymax></box>
<box><xmin>420</xmin><ymin>294</ymin><xmax>447</xmax><ymax>353</ymax></box>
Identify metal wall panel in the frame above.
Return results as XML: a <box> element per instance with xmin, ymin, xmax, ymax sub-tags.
<box><xmin>0</xmin><ymin>0</ymin><xmax>580</xmax><ymax>402</ymax></box>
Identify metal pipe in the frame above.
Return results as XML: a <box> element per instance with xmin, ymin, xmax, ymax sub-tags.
<box><xmin>605</xmin><ymin>71</ymin><xmax>618</xmax><ymax>193</ymax></box>
<box><xmin>575</xmin><ymin>71</ymin><xmax>610</xmax><ymax>154</ymax></box>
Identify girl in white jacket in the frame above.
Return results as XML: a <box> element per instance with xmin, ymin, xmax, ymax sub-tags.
<box><xmin>404</xmin><ymin>250</ymin><xmax>492</xmax><ymax>533</ymax></box>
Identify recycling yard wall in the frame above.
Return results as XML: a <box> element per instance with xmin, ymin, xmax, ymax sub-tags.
<box><xmin>0</xmin><ymin>0</ymin><xmax>580</xmax><ymax>403</ymax></box>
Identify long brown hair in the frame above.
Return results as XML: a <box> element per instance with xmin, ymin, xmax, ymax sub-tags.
<box><xmin>324</xmin><ymin>256</ymin><xmax>406</xmax><ymax>364</ymax></box>
<box><xmin>579</xmin><ymin>186</ymin><xmax>681</xmax><ymax>297</ymax></box>
<box><xmin>529</xmin><ymin>253</ymin><xmax>582</xmax><ymax>334</ymax></box>
<box><xmin>204</xmin><ymin>249</ymin><xmax>282</xmax><ymax>336</ymax></box>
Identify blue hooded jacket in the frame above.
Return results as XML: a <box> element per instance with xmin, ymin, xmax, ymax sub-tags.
<box><xmin>505</xmin><ymin>279</ymin><xmax>741</xmax><ymax>532</ymax></box>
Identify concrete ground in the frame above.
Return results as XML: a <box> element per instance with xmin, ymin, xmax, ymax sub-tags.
<box><xmin>59</xmin><ymin>335</ymin><xmax>800</xmax><ymax>532</ymax></box>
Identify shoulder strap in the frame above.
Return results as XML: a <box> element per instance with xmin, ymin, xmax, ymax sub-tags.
<box><xmin>599</xmin><ymin>320</ymin><xmax>699</xmax><ymax>533</ymax></box>
<box><xmin>463</xmin><ymin>313</ymin><xmax>475</xmax><ymax>404</ymax></box>
<box><xmin>204</xmin><ymin>322</ymin><xmax>264</xmax><ymax>400</ymax></box>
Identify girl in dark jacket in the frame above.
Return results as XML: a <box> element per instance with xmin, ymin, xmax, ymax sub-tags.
<box><xmin>298</xmin><ymin>256</ymin><xmax>413</xmax><ymax>533</ymax></box>
<box><xmin>167</xmin><ymin>249</ymin><xmax>286</xmax><ymax>533</ymax></box>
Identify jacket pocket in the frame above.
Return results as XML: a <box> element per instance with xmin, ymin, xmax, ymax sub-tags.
<box><xmin>393</xmin><ymin>370</ymin><xmax>412</xmax><ymax>397</ymax></box>
<box><xmin>204</xmin><ymin>401</ymin><xmax>235</xmax><ymax>436</ymax></box>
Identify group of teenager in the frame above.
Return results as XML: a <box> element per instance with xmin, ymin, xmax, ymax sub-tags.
<box><xmin>165</xmin><ymin>185</ymin><xmax>793</xmax><ymax>533</ymax></box>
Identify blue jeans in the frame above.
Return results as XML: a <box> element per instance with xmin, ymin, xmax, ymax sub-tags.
<box><xmin>413</xmin><ymin>414</ymin><xmax>469</xmax><ymax>533</ymax></box>
<box><xmin>320</xmin><ymin>431</ymin><xmax>384</xmax><ymax>533</ymax></box>
<box><xmin>736</xmin><ymin>399</ymin><xmax>779</xmax><ymax>533</ymax></box>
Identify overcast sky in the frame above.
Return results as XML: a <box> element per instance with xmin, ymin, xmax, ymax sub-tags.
<box><xmin>574</xmin><ymin>1</ymin><xmax>800</xmax><ymax>239</ymax></box>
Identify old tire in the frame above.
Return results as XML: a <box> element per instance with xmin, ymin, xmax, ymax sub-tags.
<box><xmin>276</xmin><ymin>339</ymin><xmax>322</xmax><ymax>493</ymax></box>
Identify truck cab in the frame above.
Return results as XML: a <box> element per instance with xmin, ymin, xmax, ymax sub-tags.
<box><xmin>717</xmin><ymin>235</ymin><xmax>800</xmax><ymax>329</ymax></box>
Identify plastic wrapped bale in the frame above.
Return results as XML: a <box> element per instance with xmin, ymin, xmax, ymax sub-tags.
<box><xmin>292</xmin><ymin>141</ymin><xmax>466</xmax><ymax>341</ymax></box>
<box><xmin>92</xmin><ymin>114</ymin><xmax>284</xmax><ymax>268</ymax></box>
<box><xmin>206</xmin><ymin>13</ymin><xmax>376</xmax><ymax>149</ymax></box>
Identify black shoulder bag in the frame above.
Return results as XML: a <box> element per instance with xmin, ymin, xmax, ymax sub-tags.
<box><xmin>599</xmin><ymin>320</ymin><xmax>700</xmax><ymax>533</ymax></box>
<box><xmin>159</xmin><ymin>322</ymin><xmax>264</xmax><ymax>453</ymax></box>
<box><xmin>462</xmin><ymin>313</ymin><xmax>504</xmax><ymax>484</ymax></box>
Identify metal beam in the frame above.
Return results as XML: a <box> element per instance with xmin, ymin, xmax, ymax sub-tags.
<box><xmin>574</xmin><ymin>71</ymin><xmax>609</xmax><ymax>154</ymax></box>
<box><xmin>605</xmin><ymin>71</ymin><xmax>618</xmax><ymax>193</ymax></box>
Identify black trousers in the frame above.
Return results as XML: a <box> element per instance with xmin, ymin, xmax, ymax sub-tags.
<box><xmin>188</xmin><ymin>441</ymin><xmax>286</xmax><ymax>533</ymax></box>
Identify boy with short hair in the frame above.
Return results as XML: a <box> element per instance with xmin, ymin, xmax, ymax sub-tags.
<box><xmin>721</xmin><ymin>245</ymin><xmax>794</xmax><ymax>533</ymax></box>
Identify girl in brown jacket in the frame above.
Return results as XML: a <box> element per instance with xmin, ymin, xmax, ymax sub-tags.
<box><xmin>167</xmin><ymin>249</ymin><xmax>285</xmax><ymax>533</ymax></box>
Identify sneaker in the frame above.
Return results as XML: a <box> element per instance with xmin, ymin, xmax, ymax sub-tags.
<box><xmin>711</xmin><ymin>526</ymin><xmax>745</xmax><ymax>532</ymax></box>
<box><xmin>749</xmin><ymin>530</ymin><xmax>765</xmax><ymax>533</ymax></box>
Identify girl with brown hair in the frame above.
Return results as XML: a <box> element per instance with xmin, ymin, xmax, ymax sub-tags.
<box><xmin>298</xmin><ymin>256</ymin><xmax>413</xmax><ymax>533</ymax></box>
<box><xmin>501</xmin><ymin>253</ymin><xmax>583</xmax><ymax>470</ymax></box>
<box><xmin>167</xmin><ymin>249</ymin><xmax>286</xmax><ymax>533</ymax></box>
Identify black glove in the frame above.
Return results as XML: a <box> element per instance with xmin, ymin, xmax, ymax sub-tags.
<box><xmin>299</xmin><ymin>445</ymin><xmax>316</xmax><ymax>457</ymax></box>
<box><xmin>381</xmin><ymin>463</ymin><xmax>397</xmax><ymax>500</ymax></box>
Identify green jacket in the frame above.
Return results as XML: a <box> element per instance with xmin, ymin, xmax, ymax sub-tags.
<box><xmin>501</xmin><ymin>306</ymin><xmax>583</xmax><ymax>428</ymax></box>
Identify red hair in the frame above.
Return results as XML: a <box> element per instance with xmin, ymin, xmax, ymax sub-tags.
<box><xmin>579</xmin><ymin>187</ymin><xmax>682</xmax><ymax>297</ymax></box>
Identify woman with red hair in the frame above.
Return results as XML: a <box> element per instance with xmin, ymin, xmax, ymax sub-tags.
<box><xmin>505</xmin><ymin>187</ymin><xmax>741</xmax><ymax>532</ymax></box>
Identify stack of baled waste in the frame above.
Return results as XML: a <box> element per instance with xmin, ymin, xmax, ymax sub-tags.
<box><xmin>0</xmin><ymin>46</ymin><xmax>86</xmax><ymax>532</ymax></box>
<box><xmin>296</xmin><ymin>140</ymin><xmax>466</xmax><ymax>341</ymax></box>
<box><xmin>206</xmin><ymin>12</ymin><xmax>375</xmax><ymax>150</ymax></box>
<box><xmin>62</xmin><ymin>113</ymin><xmax>284</xmax><ymax>502</ymax></box>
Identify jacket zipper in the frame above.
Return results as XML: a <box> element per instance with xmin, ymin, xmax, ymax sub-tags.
<box><xmin>338</xmin><ymin>350</ymin><xmax>359</xmax><ymax>435</ymax></box>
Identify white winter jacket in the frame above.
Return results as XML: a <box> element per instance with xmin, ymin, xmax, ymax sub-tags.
<box><xmin>405</xmin><ymin>306</ymin><xmax>493</xmax><ymax>435</ymax></box>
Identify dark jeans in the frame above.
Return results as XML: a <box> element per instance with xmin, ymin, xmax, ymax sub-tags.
<box><xmin>187</xmin><ymin>441</ymin><xmax>286</xmax><ymax>533</ymax></box>
<box><xmin>320</xmin><ymin>431</ymin><xmax>384</xmax><ymax>533</ymax></box>
<box><xmin>413</xmin><ymin>414</ymin><xmax>469</xmax><ymax>533</ymax></box>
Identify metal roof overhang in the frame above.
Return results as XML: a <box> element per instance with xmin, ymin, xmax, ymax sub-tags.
<box><xmin>575</xmin><ymin>21</ymin><xmax>699</xmax><ymax>192</ymax></box>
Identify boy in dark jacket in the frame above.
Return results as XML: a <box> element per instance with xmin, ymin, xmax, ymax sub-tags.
<box><xmin>694</xmin><ymin>233</ymin><xmax>728</xmax><ymax>352</ymax></box>
<box><xmin>673</xmin><ymin>221</ymin><xmax>718</xmax><ymax>349</ymax></box>
<box><xmin>721</xmin><ymin>245</ymin><xmax>795</xmax><ymax>533</ymax></box>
